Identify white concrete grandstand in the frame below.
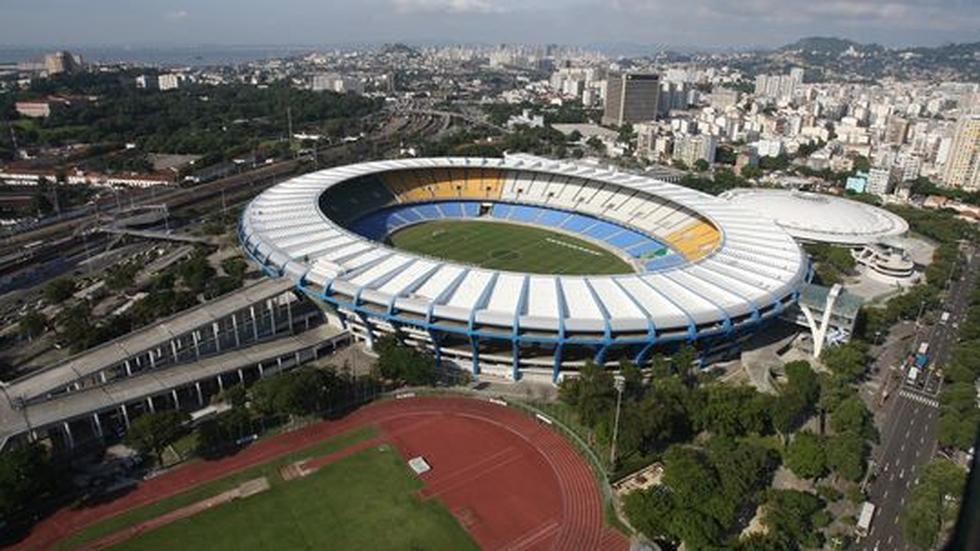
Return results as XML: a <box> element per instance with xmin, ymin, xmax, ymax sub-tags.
<box><xmin>240</xmin><ymin>157</ymin><xmax>808</xmax><ymax>382</ymax></box>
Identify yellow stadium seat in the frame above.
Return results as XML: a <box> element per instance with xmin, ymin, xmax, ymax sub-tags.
<box><xmin>666</xmin><ymin>221</ymin><xmax>720</xmax><ymax>260</ymax></box>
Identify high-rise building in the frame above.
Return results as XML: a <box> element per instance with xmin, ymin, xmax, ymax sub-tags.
<box><xmin>672</xmin><ymin>134</ymin><xmax>717</xmax><ymax>166</ymax></box>
<box><xmin>885</xmin><ymin>116</ymin><xmax>909</xmax><ymax>145</ymax></box>
<box><xmin>602</xmin><ymin>72</ymin><xmax>660</xmax><ymax>126</ymax></box>
<box><xmin>942</xmin><ymin>114</ymin><xmax>980</xmax><ymax>191</ymax></box>
<box><xmin>867</xmin><ymin>167</ymin><xmax>896</xmax><ymax>196</ymax></box>
<box><xmin>158</xmin><ymin>74</ymin><xmax>184</xmax><ymax>91</ymax></box>
<box><xmin>44</xmin><ymin>50</ymin><xmax>81</xmax><ymax>75</ymax></box>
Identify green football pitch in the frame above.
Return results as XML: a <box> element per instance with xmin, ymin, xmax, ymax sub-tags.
<box><xmin>112</xmin><ymin>444</ymin><xmax>477</xmax><ymax>551</ymax></box>
<box><xmin>387</xmin><ymin>220</ymin><xmax>634</xmax><ymax>275</ymax></box>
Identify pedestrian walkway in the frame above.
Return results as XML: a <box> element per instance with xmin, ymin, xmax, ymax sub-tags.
<box><xmin>899</xmin><ymin>389</ymin><xmax>939</xmax><ymax>408</ymax></box>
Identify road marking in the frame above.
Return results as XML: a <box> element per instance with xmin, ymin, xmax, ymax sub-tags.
<box><xmin>899</xmin><ymin>389</ymin><xmax>939</xmax><ymax>408</ymax></box>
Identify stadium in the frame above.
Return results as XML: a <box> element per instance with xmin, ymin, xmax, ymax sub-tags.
<box><xmin>239</xmin><ymin>157</ymin><xmax>808</xmax><ymax>381</ymax></box>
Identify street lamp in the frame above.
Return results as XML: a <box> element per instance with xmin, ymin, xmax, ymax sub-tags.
<box><xmin>609</xmin><ymin>378</ymin><xmax>624</xmax><ymax>466</ymax></box>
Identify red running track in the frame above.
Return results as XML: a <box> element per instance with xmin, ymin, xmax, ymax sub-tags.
<box><xmin>13</xmin><ymin>396</ymin><xmax>627</xmax><ymax>551</ymax></box>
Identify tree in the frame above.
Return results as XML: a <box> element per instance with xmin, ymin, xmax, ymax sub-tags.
<box><xmin>18</xmin><ymin>311</ymin><xmax>47</xmax><ymax>339</ymax></box>
<box><xmin>616</xmin><ymin>123</ymin><xmax>635</xmax><ymax>145</ymax></box>
<box><xmin>762</xmin><ymin>489</ymin><xmax>825</xmax><ymax>549</ymax></box>
<box><xmin>374</xmin><ymin>336</ymin><xmax>437</xmax><ymax>386</ymax></box>
<box><xmin>563</xmin><ymin>360</ymin><xmax>616</xmax><ymax>427</ymax></box>
<box><xmin>821</xmin><ymin>341</ymin><xmax>868</xmax><ymax>382</ymax></box>
<box><xmin>901</xmin><ymin>459</ymin><xmax>967</xmax><ymax>550</ymax></box>
<box><xmin>619</xmin><ymin>359</ymin><xmax>644</xmax><ymax>402</ymax></box>
<box><xmin>830</xmin><ymin>397</ymin><xmax>875</xmax><ymax>440</ymax></box>
<box><xmin>825</xmin><ymin>432</ymin><xmax>867</xmax><ymax>481</ymax></box>
<box><xmin>123</xmin><ymin>410</ymin><xmax>190</xmax><ymax>465</ymax></box>
<box><xmin>0</xmin><ymin>443</ymin><xmax>58</xmax><ymax>518</ymax></box>
<box><xmin>221</xmin><ymin>257</ymin><xmax>248</xmax><ymax>280</ymax></box>
<box><xmin>785</xmin><ymin>432</ymin><xmax>828</xmax><ymax>480</ymax></box>
<box><xmin>44</xmin><ymin>277</ymin><xmax>76</xmax><ymax>303</ymax></box>
<box><xmin>693</xmin><ymin>159</ymin><xmax>710</xmax><ymax>172</ymax></box>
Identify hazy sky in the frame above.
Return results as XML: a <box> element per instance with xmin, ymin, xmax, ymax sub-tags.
<box><xmin>2</xmin><ymin>0</ymin><xmax>978</xmax><ymax>49</ymax></box>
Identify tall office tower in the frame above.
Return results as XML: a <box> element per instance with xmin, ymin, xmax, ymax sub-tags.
<box><xmin>885</xmin><ymin>116</ymin><xmax>910</xmax><ymax>145</ymax></box>
<box><xmin>942</xmin><ymin>114</ymin><xmax>980</xmax><ymax>191</ymax></box>
<box><xmin>603</xmin><ymin>72</ymin><xmax>660</xmax><ymax>126</ymax></box>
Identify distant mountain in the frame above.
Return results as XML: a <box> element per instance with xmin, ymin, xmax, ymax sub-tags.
<box><xmin>751</xmin><ymin>36</ymin><xmax>980</xmax><ymax>80</ymax></box>
<box><xmin>778</xmin><ymin>37</ymin><xmax>883</xmax><ymax>56</ymax></box>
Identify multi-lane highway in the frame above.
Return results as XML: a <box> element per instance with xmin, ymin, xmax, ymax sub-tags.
<box><xmin>862</xmin><ymin>243</ymin><xmax>978</xmax><ymax>550</ymax></box>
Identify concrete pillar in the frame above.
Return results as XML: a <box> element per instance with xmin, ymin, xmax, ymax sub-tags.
<box><xmin>92</xmin><ymin>413</ymin><xmax>104</xmax><ymax>437</ymax></box>
<box><xmin>149</xmin><ymin>350</ymin><xmax>156</xmax><ymax>369</ymax></box>
<box><xmin>250</xmin><ymin>306</ymin><xmax>259</xmax><ymax>341</ymax></box>
<box><xmin>146</xmin><ymin>396</ymin><xmax>155</xmax><ymax>413</ymax></box>
<box><xmin>121</xmin><ymin>404</ymin><xmax>130</xmax><ymax>428</ymax></box>
<box><xmin>195</xmin><ymin>382</ymin><xmax>204</xmax><ymax>405</ymax></box>
<box><xmin>192</xmin><ymin>331</ymin><xmax>201</xmax><ymax>359</ymax></box>
<box><xmin>63</xmin><ymin>422</ymin><xmax>74</xmax><ymax>449</ymax></box>
<box><xmin>238</xmin><ymin>368</ymin><xmax>245</xmax><ymax>385</ymax></box>
<box><xmin>268</xmin><ymin>300</ymin><xmax>277</xmax><ymax>333</ymax></box>
<box><xmin>172</xmin><ymin>389</ymin><xmax>180</xmax><ymax>410</ymax></box>
<box><xmin>217</xmin><ymin>374</ymin><xmax>225</xmax><ymax>392</ymax></box>
<box><xmin>287</xmin><ymin>298</ymin><xmax>294</xmax><ymax>333</ymax></box>
<box><xmin>171</xmin><ymin>340</ymin><xmax>179</xmax><ymax>362</ymax></box>
<box><xmin>232</xmin><ymin>314</ymin><xmax>241</xmax><ymax>347</ymax></box>
<box><xmin>257</xmin><ymin>362</ymin><xmax>265</xmax><ymax>377</ymax></box>
<box><xmin>124</xmin><ymin>360</ymin><xmax>133</xmax><ymax>376</ymax></box>
<box><xmin>213</xmin><ymin>323</ymin><xmax>222</xmax><ymax>353</ymax></box>
<box><xmin>100</xmin><ymin>371</ymin><xmax>108</xmax><ymax>384</ymax></box>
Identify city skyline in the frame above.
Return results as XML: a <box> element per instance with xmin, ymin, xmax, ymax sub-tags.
<box><xmin>2</xmin><ymin>0</ymin><xmax>979</xmax><ymax>49</ymax></box>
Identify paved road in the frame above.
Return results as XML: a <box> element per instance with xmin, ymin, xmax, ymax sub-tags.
<box><xmin>862</xmin><ymin>243</ymin><xmax>978</xmax><ymax>550</ymax></box>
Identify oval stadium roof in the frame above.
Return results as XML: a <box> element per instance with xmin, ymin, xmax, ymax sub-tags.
<box><xmin>240</xmin><ymin>157</ymin><xmax>808</xmax><ymax>337</ymax></box>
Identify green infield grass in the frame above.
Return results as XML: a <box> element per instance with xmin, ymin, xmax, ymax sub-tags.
<box><xmin>58</xmin><ymin>426</ymin><xmax>381</xmax><ymax>550</ymax></box>
<box><xmin>112</xmin><ymin>444</ymin><xmax>476</xmax><ymax>551</ymax></box>
<box><xmin>387</xmin><ymin>220</ymin><xmax>633</xmax><ymax>275</ymax></box>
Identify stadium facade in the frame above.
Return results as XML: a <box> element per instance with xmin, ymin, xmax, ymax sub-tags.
<box><xmin>239</xmin><ymin>157</ymin><xmax>808</xmax><ymax>382</ymax></box>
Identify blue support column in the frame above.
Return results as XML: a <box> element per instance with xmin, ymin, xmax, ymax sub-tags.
<box><xmin>470</xmin><ymin>336</ymin><xmax>481</xmax><ymax>375</ymax></box>
<box><xmin>511</xmin><ymin>339</ymin><xmax>520</xmax><ymax>381</ymax></box>
<box><xmin>552</xmin><ymin>343</ymin><xmax>563</xmax><ymax>383</ymax></box>
<box><xmin>634</xmin><ymin>341</ymin><xmax>657</xmax><ymax>366</ymax></box>
<box><xmin>594</xmin><ymin>343</ymin><xmax>609</xmax><ymax>366</ymax></box>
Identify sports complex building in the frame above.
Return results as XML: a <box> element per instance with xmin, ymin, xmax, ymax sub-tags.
<box><xmin>240</xmin><ymin>157</ymin><xmax>808</xmax><ymax>381</ymax></box>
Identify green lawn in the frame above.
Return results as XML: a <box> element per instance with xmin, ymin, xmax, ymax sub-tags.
<box><xmin>58</xmin><ymin>426</ymin><xmax>380</xmax><ymax>550</ymax></box>
<box><xmin>112</xmin><ymin>444</ymin><xmax>477</xmax><ymax>551</ymax></box>
<box><xmin>388</xmin><ymin>220</ymin><xmax>633</xmax><ymax>275</ymax></box>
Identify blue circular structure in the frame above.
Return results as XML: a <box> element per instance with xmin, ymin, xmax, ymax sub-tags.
<box><xmin>240</xmin><ymin>157</ymin><xmax>807</xmax><ymax>382</ymax></box>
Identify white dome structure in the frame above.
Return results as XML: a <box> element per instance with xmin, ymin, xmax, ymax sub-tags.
<box><xmin>720</xmin><ymin>188</ymin><xmax>909</xmax><ymax>246</ymax></box>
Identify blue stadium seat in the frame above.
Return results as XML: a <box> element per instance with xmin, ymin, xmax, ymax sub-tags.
<box><xmin>644</xmin><ymin>255</ymin><xmax>685</xmax><ymax>272</ymax></box>
<box><xmin>584</xmin><ymin>221</ymin><xmax>620</xmax><ymax>240</ymax></box>
<box><xmin>509</xmin><ymin>205</ymin><xmax>540</xmax><ymax>222</ymax></box>
<box><xmin>607</xmin><ymin>230</ymin><xmax>646</xmax><ymax>249</ymax></box>
<box><xmin>628</xmin><ymin>241</ymin><xmax>668</xmax><ymax>259</ymax></box>
<box><xmin>560</xmin><ymin>214</ymin><xmax>595</xmax><ymax>233</ymax></box>
<box><xmin>397</xmin><ymin>208</ymin><xmax>422</xmax><ymax>223</ymax></box>
<box><xmin>413</xmin><ymin>204</ymin><xmax>442</xmax><ymax>219</ymax></box>
<box><xmin>461</xmin><ymin>202</ymin><xmax>481</xmax><ymax>217</ymax></box>
<box><xmin>491</xmin><ymin>204</ymin><xmax>512</xmax><ymax>218</ymax></box>
<box><xmin>537</xmin><ymin>210</ymin><xmax>570</xmax><ymax>227</ymax></box>
<box><xmin>440</xmin><ymin>202</ymin><xmax>463</xmax><ymax>217</ymax></box>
